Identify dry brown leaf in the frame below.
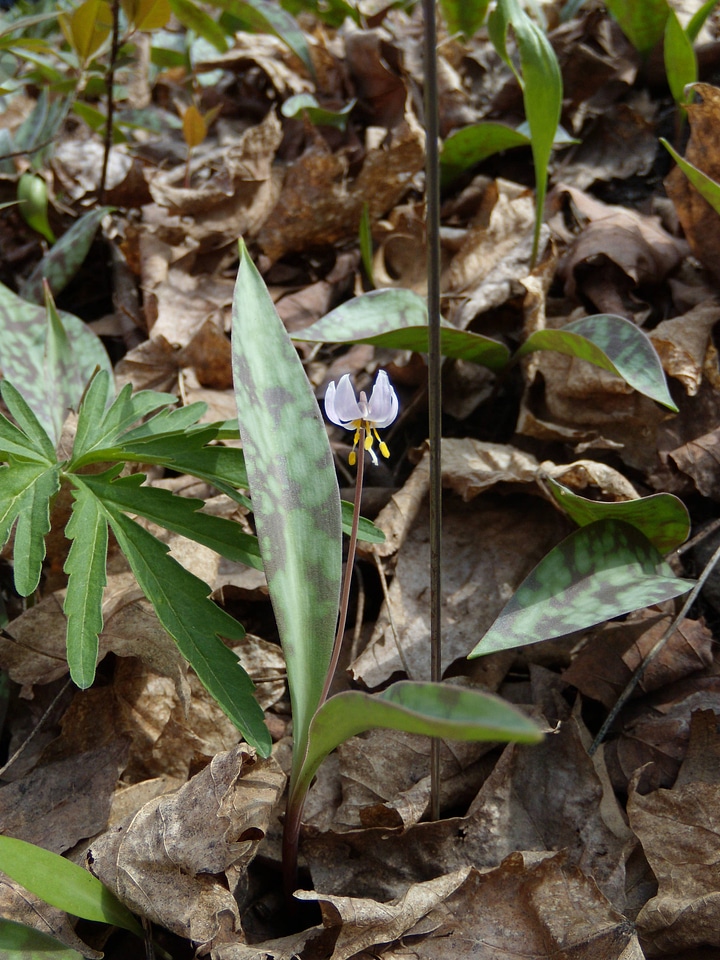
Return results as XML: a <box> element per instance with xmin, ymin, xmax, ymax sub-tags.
<box><xmin>649</xmin><ymin>301</ymin><xmax>720</xmax><ymax>396</ymax></box>
<box><xmin>87</xmin><ymin>746</ymin><xmax>285</xmax><ymax>948</ymax></box>
<box><xmin>257</xmin><ymin>111</ymin><xmax>424</xmax><ymax>261</ymax></box>
<box><xmin>563</xmin><ymin>613</ymin><xmax>714</xmax><ymax>709</ymax></box>
<box><xmin>665</xmin><ymin>83</ymin><xmax>720</xmax><ymax>283</ymax></box>
<box><xmin>630</xmin><ymin>710</ymin><xmax>720</xmax><ymax>955</ymax></box>
<box><xmin>669</xmin><ymin>427</ymin><xmax>720</xmax><ymax>499</ymax></box>
<box><xmin>0</xmin><ymin>741</ymin><xmax>129</xmax><ymax>853</ymax></box>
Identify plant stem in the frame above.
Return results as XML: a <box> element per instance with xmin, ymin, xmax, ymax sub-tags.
<box><xmin>422</xmin><ymin>0</ymin><xmax>443</xmax><ymax>822</ymax></box>
<box><xmin>99</xmin><ymin>0</ymin><xmax>120</xmax><ymax>203</ymax></box>
<box><xmin>319</xmin><ymin>427</ymin><xmax>365</xmax><ymax>706</ymax></box>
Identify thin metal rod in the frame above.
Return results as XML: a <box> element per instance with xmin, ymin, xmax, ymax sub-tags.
<box><xmin>423</xmin><ymin>0</ymin><xmax>443</xmax><ymax>821</ymax></box>
<box><xmin>99</xmin><ymin>0</ymin><xmax>120</xmax><ymax>203</ymax></box>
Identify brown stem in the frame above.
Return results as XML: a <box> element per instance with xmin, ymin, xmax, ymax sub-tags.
<box><xmin>99</xmin><ymin>0</ymin><xmax>120</xmax><ymax>203</ymax></box>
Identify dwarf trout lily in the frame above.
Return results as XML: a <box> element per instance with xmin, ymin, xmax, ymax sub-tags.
<box><xmin>325</xmin><ymin>370</ymin><xmax>399</xmax><ymax>465</ymax></box>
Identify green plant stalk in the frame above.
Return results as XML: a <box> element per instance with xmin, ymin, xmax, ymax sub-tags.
<box><xmin>283</xmin><ymin>425</ymin><xmax>366</xmax><ymax>903</ymax></box>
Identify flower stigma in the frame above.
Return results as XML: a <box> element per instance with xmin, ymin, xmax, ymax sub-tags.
<box><xmin>325</xmin><ymin>370</ymin><xmax>399</xmax><ymax>466</ymax></box>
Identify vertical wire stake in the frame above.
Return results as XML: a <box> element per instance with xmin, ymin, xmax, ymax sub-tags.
<box><xmin>423</xmin><ymin>0</ymin><xmax>443</xmax><ymax>822</ymax></box>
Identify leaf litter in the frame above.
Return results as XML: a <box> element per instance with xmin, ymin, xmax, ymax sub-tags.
<box><xmin>3</xmin><ymin>2</ymin><xmax>720</xmax><ymax>958</ymax></box>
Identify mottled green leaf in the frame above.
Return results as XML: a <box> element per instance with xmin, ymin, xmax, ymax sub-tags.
<box><xmin>21</xmin><ymin>207</ymin><xmax>113</xmax><ymax>304</ymax></box>
<box><xmin>281</xmin><ymin>93</ymin><xmax>354</xmax><ymax>130</ymax></box>
<box><xmin>439</xmin><ymin>0</ymin><xmax>489</xmax><ymax>39</ymax></box>
<box><xmin>64</xmin><ymin>482</ymin><xmax>109</xmax><ymax>688</ymax></box>
<box><xmin>441</xmin><ymin>122</ymin><xmax>530</xmax><ymax>187</ymax></box>
<box><xmin>488</xmin><ymin>0</ymin><xmax>562</xmax><ymax>263</ymax></box>
<box><xmin>604</xmin><ymin>0</ymin><xmax>669</xmax><ymax>53</ymax></box>
<box><xmin>232</xmin><ymin>240</ymin><xmax>342</xmax><ymax>780</ymax></box>
<box><xmin>81</xmin><ymin>470</ymin><xmax>263</xmax><ymax>569</ymax></box>
<box><xmin>469</xmin><ymin>519</ymin><xmax>694</xmax><ymax>657</ymax></box>
<box><xmin>544</xmin><ymin>477</ymin><xmax>690</xmax><ymax>554</ymax></box>
<box><xmin>293</xmin><ymin>681</ymin><xmax>543</xmax><ymax>800</ymax></box>
<box><xmin>0</xmin><ymin>285</ymin><xmax>112</xmax><ymax>441</ymax></box>
<box><xmin>516</xmin><ymin>313</ymin><xmax>677</xmax><ymax>411</ymax></box>
<box><xmin>293</xmin><ymin>289</ymin><xmax>510</xmax><ymax>372</ymax></box>
<box><xmin>0</xmin><ymin>919</ymin><xmax>84</xmax><ymax>958</ymax></box>
<box><xmin>661</xmin><ymin>135</ymin><xmax>720</xmax><ymax>216</ymax></box>
<box><xmin>0</xmin><ymin>836</ymin><xmax>141</xmax><ymax>935</ymax></box>
<box><xmin>101</xmin><ymin>501</ymin><xmax>270</xmax><ymax>755</ymax></box>
<box><xmin>12</xmin><ymin>92</ymin><xmax>70</xmax><ymax>170</ymax></box>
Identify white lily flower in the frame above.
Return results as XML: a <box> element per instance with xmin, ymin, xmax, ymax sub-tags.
<box><xmin>325</xmin><ymin>370</ymin><xmax>399</xmax><ymax>465</ymax></box>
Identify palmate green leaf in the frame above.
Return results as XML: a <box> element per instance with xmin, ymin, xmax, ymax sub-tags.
<box><xmin>604</xmin><ymin>0</ymin><xmax>669</xmax><ymax>54</ymax></box>
<box><xmin>1</xmin><ymin>381</ymin><xmax>56</xmax><ymax>462</ymax></box>
<box><xmin>232</xmin><ymin>240</ymin><xmax>342</xmax><ymax>781</ymax></box>
<box><xmin>293</xmin><ymin>289</ymin><xmax>510</xmax><ymax>372</ymax></box>
<box><xmin>469</xmin><ymin>519</ymin><xmax>694</xmax><ymax>658</ymax></box>
<box><xmin>664</xmin><ymin>8</ymin><xmax>696</xmax><ymax>107</ymax></box>
<box><xmin>64</xmin><ymin>482</ymin><xmax>108</xmax><ymax>689</ymax></box>
<box><xmin>516</xmin><ymin>313</ymin><xmax>678</xmax><ymax>411</ymax></box>
<box><xmin>661</xmin><ymin>135</ymin><xmax>720</xmax><ymax>216</ymax></box>
<box><xmin>21</xmin><ymin>207</ymin><xmax>114</xmax><ymax>304</ymax></box>
<box><xmin>439</xmin><ymin>0</ymin><xmax>489</xmax><ymax>39</ymax></box>
<box><xmin>544</xmin><ymin>477</ymin><xmax>690</xmax><ymax>554</ymax></box>
<box><xmin>293</xmin><ymin>681</ymin><xmax>543</xmax><ymax>800</ymax></box>
<box><xmin>0</xmin><ymin>287</ymin><xmax>112</xmax><ymax>442</ymax></box>
<box><xmin>0</xmin><ymin>411</ymin><xmax>53</xmax><ymax>463</ymax></box>
<box><xmin>99</xmin><ymin>500</ymin><xmax>271</xmax><ymax>756</ymax></box>
<box><xmin>441</xmin><ymin>122</ymin><xmax>530</xmax><ymax>187</ymax></box>
<box><xmin>0</xmin><ymin>836</ymin><xmax>141</xmax><ymax>935</ymax></box>
<box><xmin>0</xmin><ymin>919</ymin><xmax>84</xmax><ymax>958</ymax></box>
<box><xmin>488</xmin><ymin>0</ymin><xmax>562</xmax><ymax>264</ymax></box>
<box><xmin>80</xmin><ymin>470</ymin><xmax>263</xmax><ymax>569</ymax></box>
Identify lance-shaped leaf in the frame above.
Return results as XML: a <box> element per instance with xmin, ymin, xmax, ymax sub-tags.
<box><xmin>0</xmin><ymin>461</ymin><xmax>59</xmax><ymax>596</ymax></box>
<box><xmin>99</xmin><ymin>501</ymin><xmax>271</xmax><ymax>756</ymax></box>
<box><xmin>0</xmin><ymin>410</ymin><xmax>53</xmax><ymax>463</ymax></box>
<box><xmin>0</xmin><ymin>287</ymin><xmax>112</xmax><ymax>441</ymax></box>
<box><xmin>440</xmin><ymin>0</ymin><xmax>489</xmax><ymax>39</ymax></box>
<box><xmin>604</xmin><ymin>0</ymin><xmax>669</xmax><ymax>53</ymax></box>
<box><xmin>1</xmin><ymin>380</ymin><xmax>56</xmax><ymax>463</ymax></box>
<box><xmin>544</xmin><ymin>477</ymin><xmax>690</xmax><ymax>554</ymax></box>
<box><xmin>515</xmin><ymin>313</ymin><xmax>678</xmax><ymax>411</ymax></box>
<box><xmin>232</xmin><ymin>240</ymin><xmax>342</xmax><ymax>780</ymax></box>
<box><xmin>441</xmin><ymin>122</ymin><xmax>530</xmax><ymax>187</ymax></box>
<box><xmin>469</xmin><ymin>519</ymin><xmax>694</xmax><ymax>657</ymax></box>
<box><xmin>293</xmin><ymin>289</ymin><xmax>510</xmax><ymax>372</ymax></box>
<box><xmin>0</xmin><ymin>919</ymin><xmax>85</xmax><ymax>957</ymax></box>
<box><xmin>293</xmin><ymin>681</ymin><xmax>543</xmax><ymax>801</ymax></box>
<box><xmin>80</xmin><ymin>470</ymin><xmax>262</xmax><ymax>569</ymax></box>
<box><xmin>64</xmin><ymin>482</ymin><xmax>109</xmax><ymax>689</ymax></box>
<box><xmin>21</xmin><ymin>207</ymin><xmax>114</xmax><ymax>304</ymax></box>
<box><xmin>661</xmin><ymin>135</ymin><xmax>720</xmax><ymax>216</ymax></box>
<box><xmin>0</xmin><ymin>836</ymin><xmax>141</xmax><ymax>936</ymax></box>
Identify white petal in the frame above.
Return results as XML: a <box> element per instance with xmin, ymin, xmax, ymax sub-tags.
<box><xmin>367</xmin><ymin>370</ymin><xmax>399</xmax><ymax>428</ymax></box>
<box><xmin>325</xmin><ymin>374</ymin><xmax>361</xmax><ymax>427</ymax></box>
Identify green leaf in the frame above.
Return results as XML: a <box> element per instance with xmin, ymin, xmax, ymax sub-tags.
<box><xmin>0</xmin><ymin>919</ymin><xmax>84</xmax><ymax>958</ymax></box>
<box><xmin>0</xmin><ymin>411</ymin><xmax>53</xmax><ymax>463</ymax></box>
<box><xmin>468</xmin><ymin>519</ymin><xmax>694</xmax><ymax>657</ymax></box>
<box><xmin>281</xmin><ymin>93</ymin><xmax>355</xmax><ymax>130</ymax></box>
<box><xmin>293</xmin><ymin>289</ymin><xmax>510</xmax><ymax>372</ymax></box>
<box><xmin>664</xmin><ymin>8</ymin><xmax>697</xmax><ymax>106</ymax></box>
<box><xmin>604</xmin><ymin>0</ymin><xmax>669</xmax><ymax>53</ymax></box>
<box><xmin>661</xmin><ymin>135</ymin><xmax>720</xmax><ymax>216</ymax></box>
<box><xmin>17</xmin><ymin>172</ymin><xmax>55</xmax><ymax>243</ymax></box>
<box><xmin>516</xmin><ymin>313</ymin><xmax>678</xmax><ymax>411</ymax></box>
<box><xmin>488</xmin><ymin>0</ymin><xmax>562</xmax><ymax>264</ymax></box>
<box><xmin>80</xmin><ymin>470</ymin><xmax>263</xmax><ymax>569</ymax></box>
<box><xmin>213</xmin><ymin>0</ymin><xmax>314</xmax><ymax>76</ymax></box>
<box><xmin>687</xmin><ymin>0</ymin><xmax>720</xmax><ymax>42</ymax></box>
<box><xmin>64</xmin><ymin>482</ymin><xmax>109</xmax><ymax>689</ymax></box>
<box><xmin>232</xmin><ymin>239</ymin><xmax>342</xmax><ymax>781</ymax></box>
<box><xmin>342</xmin><ymin>501</ymin><xmax>385</xmax><ymax>544</ymax></box>
<box><xmin>21</xmin><ymin>207</ymin><xmax>114</xmax><ymax>304</ymax></box>
<box><xmin>294</xmin><ymin>681</ymin><xmax>543</xmax><ymax>800</ymax></box>
<box><xmin>359</xmin><ymin>201</ymin><xmax>375</xmax><ymax>287</ymax></box>
<box><xmin>0</xmin><ymin>287</ymin><xmax>112</xmax><ymax>442</ymax></box>
<box><xmin>42</xmin><ymin>283</ymin><xmax>89</xmax><ymax>444</ymax></box>
<box><xmin>12</xmin><ymin>463</ymin><xmax>60</xmax><ymax>596</ymax></box>
<box><xmin>168</xmin><ymin>0</ymin><xmax>228</xmax><ymax>51</ymax></box>
<box><xmin>441</xmin><ymin>122</ymin><xmax>530</xmax><ymax>187</ymax></box>
<box><xmin>0</xmin><ymin>381</ymin><xmax>56</xmax><ymax>462</ymax></box>
<box><xmin>0</xmin><ymin>835</ymin><xmax>141</xmax><ymax>935</ymax></box>
<box><xmin>544</xmin><ymin>477</ymin><xmax>690</xmax><ymax>554</ymax></box>
<box><xmin>439</xmin><ymin>0</ymin><xmax>489</xmax><ymax>39</ymax></box>
<box><xmin>98</xmin><ymin>499</ymin><xmax>271</xmax><ymax>756</ymax></box>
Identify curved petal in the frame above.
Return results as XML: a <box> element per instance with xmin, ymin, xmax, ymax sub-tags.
<box><xmin>325</xmin><ymin>374</ymin><xmax>360</xmax><ymax>426</ymax></box>
<box><xmin>367</xmin><ymin>370</ymin><xmax>398</xmax><ymax>428</ymax></box>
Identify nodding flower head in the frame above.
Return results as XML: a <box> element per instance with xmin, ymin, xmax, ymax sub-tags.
<box><xmin>325</xmin><ymin>370</ymin><xmax>399</xmax><ymax>466</ymax></box>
